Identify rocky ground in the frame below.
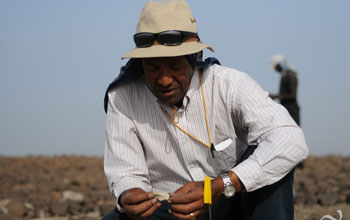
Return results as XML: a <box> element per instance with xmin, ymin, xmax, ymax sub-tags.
<box><xmin>0</xmin><ymin>155</ymin><xmax>349</xmax><ymax>220</ymax></box>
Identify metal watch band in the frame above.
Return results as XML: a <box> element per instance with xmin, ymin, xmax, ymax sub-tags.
<box><xmin>221</xmin><ymin>173</ymin><xmax>233</xmax><ymax>187</ymax></box>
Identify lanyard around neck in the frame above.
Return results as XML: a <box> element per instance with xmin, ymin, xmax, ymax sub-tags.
<box><xmin>161</xmin><ymin>72</ymin><xmax>213</xmax><ymax>150</ymax></box>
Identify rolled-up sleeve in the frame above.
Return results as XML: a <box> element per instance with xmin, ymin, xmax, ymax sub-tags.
<box><xmin>230</xmin><ymin>73</ymin><xmax>308</xmax><ymax>192</ymax></box>
<box><xmin>104</xmin><ymin>89</ymin><xmax>152</xmax><ymax>211</ymax></box>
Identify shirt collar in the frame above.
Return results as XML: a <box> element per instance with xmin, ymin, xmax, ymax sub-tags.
<box><xmin>184</xmin><ymin>68</ymin><xmax>201</xmax><ymax>109</ymax></box>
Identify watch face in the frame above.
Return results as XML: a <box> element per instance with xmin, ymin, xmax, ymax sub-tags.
<box><xmin>224</xmin><ymin>185</ymin><xmax>235</xmax><ymax>197</ymax></box>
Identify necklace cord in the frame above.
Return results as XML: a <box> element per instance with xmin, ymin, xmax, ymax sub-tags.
<box><xmin>199</xmin><ymin>72</ymin><xmax>212</xmax><ymax>146</ymax></box>
<box><xmin>161</xmin><ymin>71</ymin><xmax>212</xmax><ymax>149</ymax></box>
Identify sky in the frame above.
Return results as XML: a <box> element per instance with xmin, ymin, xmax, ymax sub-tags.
<box><xmin>0</xmin><ymin>0</ymin><xmax>349</xmax><ymax>156</ymax></box>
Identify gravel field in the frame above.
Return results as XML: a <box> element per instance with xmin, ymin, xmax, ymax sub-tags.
<box><xmin>0</xmin><ymin>155</ymin><xmax>349</xmax><ymax>220</ymax></box>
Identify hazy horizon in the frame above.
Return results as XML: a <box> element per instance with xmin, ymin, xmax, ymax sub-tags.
<box><xmin>1</xmin><ymin>0</ymin><xmax>349</xmax><ymax>157</ymax></box>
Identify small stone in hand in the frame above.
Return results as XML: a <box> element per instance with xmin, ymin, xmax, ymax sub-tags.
<box><xmin>153</xmin><ymin>192</ymin><xmax>169</xmax><ymax>201</ymax></box>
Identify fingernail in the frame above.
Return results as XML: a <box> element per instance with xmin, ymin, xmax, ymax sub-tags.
<box><xmin>168</xmin><ymin>209</ymin><xmax>172</xmax><ymax>214</ymax></box>
<box><xmin>152</xmin><ymin>198</ymin><xmax>157</xmax><ymax>204</ymax></box>
<box><xmin>148</xmin><ymin>192</ymin><xmax>154</xmax><ymax>199</ymax></box>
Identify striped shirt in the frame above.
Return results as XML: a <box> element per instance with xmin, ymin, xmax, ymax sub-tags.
<box><xmin>104</xmin><ymin>63</ymin><xmax>308</xmax><ymax>206</ymax></box>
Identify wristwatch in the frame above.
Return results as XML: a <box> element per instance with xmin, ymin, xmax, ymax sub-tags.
<box><xmin>221</xmin><ymin>173</ymin><xmax>236</xmax><ymax>198</ymax></box>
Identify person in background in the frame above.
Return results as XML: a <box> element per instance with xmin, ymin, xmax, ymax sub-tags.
<box><xmin>102</xmin><ymin>1</ymin><xmax>308</xmax><ymax>219</ymax></box>
<box><xmin>269</xmin><ymin>54</ymin><xmax>300</xmax><ymax>125</ymax></box>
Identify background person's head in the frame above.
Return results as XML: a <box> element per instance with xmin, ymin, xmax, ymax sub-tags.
<box><xmin>270</xmin><ymin>54</ymin><xmax>294</xmax><ymax>73</ymax></box>
<box><xmin>274</xmin><ymin>63</ymin><xmax>283</xmax><ymax>73</ymax></box>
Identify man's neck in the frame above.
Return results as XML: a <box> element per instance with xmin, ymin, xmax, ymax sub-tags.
<box><xmin>175</xmin><ymin>99</ymin><xmax>183</xmax><ymax>108</ymax></box>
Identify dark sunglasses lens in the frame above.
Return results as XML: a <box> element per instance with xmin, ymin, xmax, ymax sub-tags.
<box><xmin>158</xmin><ymin>31</ymin><xmax>182</xmax><ymax>46</ymax></box>
<box><xmin>134</xmin><ymin>33</ymin><xmax>155</xmax><ymax>48</ymax></box>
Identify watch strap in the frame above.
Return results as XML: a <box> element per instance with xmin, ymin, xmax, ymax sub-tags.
<box><xmin>221</xmin><ymin>173</ymin><xmax>233</xmax><ymax>187</ymax></box>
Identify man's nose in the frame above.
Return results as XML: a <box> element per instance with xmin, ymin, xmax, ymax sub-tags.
<box><xmin>157</xmin><ymin>69</ymin><xmax>173</xmax><ymax>88</ymax></box>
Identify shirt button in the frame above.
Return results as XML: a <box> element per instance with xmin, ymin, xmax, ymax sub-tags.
<box><xmin>189</xmin><ymin>162</ymin><xmax>196</xmax><ymax>168</ymax></box>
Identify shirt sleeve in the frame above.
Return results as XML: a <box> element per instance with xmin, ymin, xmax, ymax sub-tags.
<box><xmin>288</xmin><ymin>71</ymin><xmax>298</xmax><ymax>94</ymax></box>
<box><xmin>230</xmin><ymin>72</ymin><xmax>308</xmax><ymax>192</ymax></box>
<box><xmin>104</xmin><ymin>88</ymin><xmax>152</xmax><ymax>211</ymax></box>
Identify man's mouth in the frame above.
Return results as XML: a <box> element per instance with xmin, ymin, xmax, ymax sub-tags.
<box><xmin>158</xmin><ymin>88</ymin><xmax>176</xmax><ymax>98</ymax></box>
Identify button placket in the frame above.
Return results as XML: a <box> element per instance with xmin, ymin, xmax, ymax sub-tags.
<box><xmin>176</xmin><ymin>110</ymin><xmax>202</xmax><ymax>179</ymax></box>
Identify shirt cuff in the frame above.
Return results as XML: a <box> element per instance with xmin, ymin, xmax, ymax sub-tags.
<box><xmin>231</xmin><ymin>158</ymin><xmax>266</xmax><ymax>192</ymax></box>
<box><xmin>116</xmin><ymin>200</ymin><xmax>125</xmax><ymax>213</ymax></box>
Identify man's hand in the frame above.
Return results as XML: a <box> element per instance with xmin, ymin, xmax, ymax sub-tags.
<box><xmin>269</xmin><ymin>94</ymin><xmax>279</xmax><ymax>100</ymax></box>
<box><xmin>168</xmin><ymin>178</ymin><xmax>223</xmax><ymax>220</ymax></box>
<box><xmin>120</xmin><ymin>188</ymin><xmax>161</xmax><ymax>220</ymax></box>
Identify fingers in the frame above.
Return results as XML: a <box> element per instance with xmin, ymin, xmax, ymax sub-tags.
<box><xmin>173</xmin><ymin>181</ymin><xmax>202</xmax><ymax>194</ymax></box>
<box><xmin>125</xmin><ymin>196</ymin><xmax>158</xmax><ymax>215</ymax></box>
<box><xmin>127</xmin><ymin>199</ymin><xmax>161</xmax><ymax>219</ymax></box>
<box><xmin>169</xmin><ymin>182</ymin><xmax>203</xmax><ymax>204</ymax></box>
<box><xmin>120</xmin><ymin>188</ymin><xmax>161</xmax><ymax>219</ymax></box>
<box><xmin>169</xmin><ymin>191</ymin><xmax>201</xmax><ymax>204</ymax></box>
<box><xmin>168</xmin><ymin>190</ymin><xmax>205</xmax><ymax>219</ymax></box>
<box><xmin>168</xmin><ymin>181</ymin><xmax>207</xmax><ymax>220</ymax></box>
<box><xmin>169</xmin><ymin>207</ymin><xmax>205</xmax><ymax>220</ymax></box>
<box><xmin>122</xmin><ymin>188</ymin><xmax>154</xmax><ymax>205</ymax></box>
<box><xmin>169</xmin><ymin>197</ymin><xmax>203</xmax><ymax>214</ymax></box>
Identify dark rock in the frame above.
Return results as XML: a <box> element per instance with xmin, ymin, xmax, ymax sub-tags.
<box><xmin>308</xmin><ymin>214</ymin><xmax>320</xmax><ymax>220</ymax></box>
<box><xmin>318</xmin><ymin>193</ymin><xmax>338</xmax><ymax>206</ymax></box>
<box><xmin>81</xmin><ymin>201</ymin><xmax>96</xmax><ymax>213</ymax></box>
<box><xmin>69</xmin><ymin>201</ymin><xmax>82</xmax><ymax>215</ymax></box>
<box><xmin>50</xmin><ymin>200</ymin><xmax>69</xmax><ymax>216</ymax></box>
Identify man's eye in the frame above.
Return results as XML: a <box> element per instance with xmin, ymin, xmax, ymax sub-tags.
<box><xmin>170</xmin><ymin>64</ymin><xmax>183</xmax><ymax>70</ymax></box>
<box><xmin>145</xmin><ymin>65</ymin><xmax>158</xmax><ymax>71</ymax></box>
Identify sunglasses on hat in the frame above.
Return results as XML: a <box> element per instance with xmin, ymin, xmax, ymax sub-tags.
<box><xmin>133</xmin><ymin>30</ymin><xmax>198</xmax><ymax>48</ymax></box>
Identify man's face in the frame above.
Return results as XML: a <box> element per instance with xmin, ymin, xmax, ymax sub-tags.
<box><xmin>275</xmin><ymin>63</ymin><xmax>283</xmax><ymax>73</ymax></box>
<box><xmin>142</xmin><ymin>56</ymin><xmax>193</xmax><ymax>106</ymax></box>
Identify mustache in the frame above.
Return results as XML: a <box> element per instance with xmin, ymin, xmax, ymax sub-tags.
<box><xmin>155</xmin><ymin>86</ymin><xmax>176</xmax><ymax>92</ymax></box>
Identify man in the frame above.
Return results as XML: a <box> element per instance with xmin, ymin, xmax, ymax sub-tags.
<box><xmin>103</xmin><ymin>0</ymin><xmax>308</xmax><ymax>219</ymax></box>
<box><xmin>269</xmin><ymin>54</ymin><xmax>300</xmax><ymax>125</ymax></box>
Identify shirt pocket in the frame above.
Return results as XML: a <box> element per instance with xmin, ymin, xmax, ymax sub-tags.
<box><xmin>210</xmin><ymin>139</ymin><xmax>237</xmax><ymax>174</ymax></box>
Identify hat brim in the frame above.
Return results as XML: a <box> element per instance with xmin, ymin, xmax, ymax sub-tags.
<box><xmin>122</xmin><ymin>41</ymin><xmax>214</xmax><ymax>59</ymax></box>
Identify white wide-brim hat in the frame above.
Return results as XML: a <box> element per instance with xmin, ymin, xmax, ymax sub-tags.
<box><xmin>270</xmin><ymin>54</ymin><xmax>295</xmax><ymax>71</ymax></box>
<box><xmin>122</xmin><ymin>0</ymin><xmax>214</xmax><ymax>59</ymax></box>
